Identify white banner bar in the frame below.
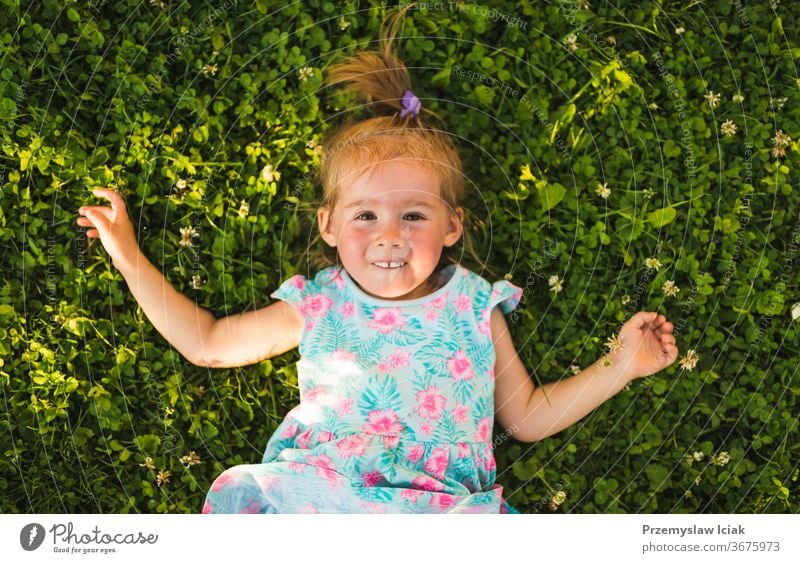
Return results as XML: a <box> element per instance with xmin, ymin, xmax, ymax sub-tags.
<box><xmin>2</xmin><ymin>514</ymin><xmax>798</xmax><ymax>562</ymax></box>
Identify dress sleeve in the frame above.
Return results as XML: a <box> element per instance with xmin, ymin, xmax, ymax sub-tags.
<box><xmin>270</xmin><ymin>274</ymin><xmax>310</xmax><ymax>313</ymax></box>
<box><xmin>488</xmin><ymin>279</ymin><xmax>524</xmax><ymax>315</ymax></box>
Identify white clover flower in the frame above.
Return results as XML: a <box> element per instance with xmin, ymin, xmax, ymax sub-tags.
<box><xmin>190</xmin><ymin>275</ymin><xmax>204</xmax><ymax>290</ymax></box>
<box><xmin>595</xmin><ymin>182</ymin><xmax>610</xmax><ymax>199</ymax></box>
<box><xmin>675</xmin><ymin>26</ymin><xmax>685</xmax><ymax>35</ymax></box>
<box><xmin>298</xmin><ymin>66</ymin><xmax>314</xmax><ymax>82</ymax></box>
<box><xmin>704</xmin><ymin>91</ymin><xmax>721</xmax><ymax>108</ymax></box>
<box><xmin>569</xmin><ymin>364</ymin><xmax>581</xmax><ymax>375</ymax></box>
<box><xmin>564</xmin><ymin>33</ymin><xmax>578</xmax><ymax>52</ymax></box>
<box><xmin>180</xmin><ymin>451</ymin><xmax>201</xmax><ymax>468</ymax></box>
<box><xmin>139</xmin><ymin>456</ymin><xmax>156</xmax><ymax>470</ymax></box>
<box><xmin>238</xmin><ymin>200</ymin><xmax>249</xmax><ymax>218</ymax></box>
<box><xmin>772</xmin><ymin>130</ymin><xmax>792</xmax><ymax>148</ymax></box>
<box><xmin>711</xmin><ymin>451</ymin><xmax>731</xmax><ymax>466</ymax></box>
<box><xmin>604</xmin><ymin>333</ymin><xmax>624</xmax><ymax>354</ymax></box>
<box><xmin>679</xmin><ymin>349</ymin><xmax>700</xmax><ymax>371</ymax></box>
<box><xmin>338</xmin><ymin>17</ymin><xmax>350</xmax><ymax>31</ymax></box>
<box><xmin>662</xmin><ymin>280</ymin><xmax>680</xmax><ymax>297</ymax></box>
<box><xmin>791</xmin><ymin>302</ymin><xmax>800</xmax><ymax>321</ymax></box>
<box><xmin>179</xmin><ymin>226</ymin><xmax>199</xmax><ymax>247</ymax></box>
<box><xmin>552</xmin><ymin>490</ymin><xmax>567</xmax><ymax>505</ymax></box>
<box><xmin>548</xmin><ymin>275</ymin><xmax>563</xmax><ymax>294</ymax></box>
<box><xmin>202</xmin><ymin>63</ymin><xmax>218</xmax><ymax>76</ymax></box>
<box><xmin>771</xmin><ymin>146</ymin><xmax>786</xmax><ymax>159</ymax></box>
<box><xmin>693</xmin><ymin>451</ymin><xmax>705</xmax><ymax>462</ymax></box>
<box><xmin>645</xmin><ymin>257</ymin><xmax>662</xmax><ymax>271</ymax></box>
<box><xmin>621</xmin><ymin>293</ymin><xmax>631</xmax><ymax>305</ymax></box>
<box><xmin>156</xmin><ymin>469</ymin><xmax>171</xmax><ymax>487</ymax></box>
<box><xmin>732</xmin><ymin>93</ymin><xmax>745</xmax><ymax>103</ymax></box>
<box><xmin>261</xmin><ymin>164</ymin><xmax>281</xmax><ymax>183</ymax></box>
<box><xmin>720</xmin><ymin>120</ymin><xmax>737</xmax><ymax>137</ymax></box>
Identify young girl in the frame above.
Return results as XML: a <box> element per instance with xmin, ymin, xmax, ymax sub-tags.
<box><xmin>76</xmin><ymin>12</ymin><xmax>679</xmax><ymax>514</ymax></box>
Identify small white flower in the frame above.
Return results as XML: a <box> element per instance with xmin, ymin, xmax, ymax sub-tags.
<box><xmin>202</xmin><ymin>63</ymin><xmax>218</xmax><ymax>76</ymax></box>
<box><xmin>679</xmin><ymin>349</ymin><xmax>700</xmax><ymax>371</ymax></box>
<box><xmin>238</xmin><ymin>200</ymin><xmax>249</xmax><ymax>218</ymax></box>
<box><xmin>190</xmin><ymin>275</ymin><xmax>204</xmax><ymax>289</ymax></box>
<box><xmin>179</xmin><ymin>226</ymin><xmax>199</xmax><ymax>247</ymax></box>
<box><xmin>548</xmin><ymin>275</ymin><xmax>563</xmax><ymax>294</ymax></box>
<box><xmin>569</xmin><ymin>364</ymin><xmax>581</xmax><ymax>375</ymax></box>
<box><xmin>338</xmin><ymin>17</ymin><xmax>350</xmax><ymax>31</ymax></box>
<box><xmin>791</xmin><ymin>302</ymin><xmax>800</xmax><ymax>321</ymax></box>
<box><xmin>693</xmin><ymin>451</ymin><xmax>705</xmax><ymax>462</ymax></box>
<box><xmin>711</xmin><ymin>451</ymin><xmax>731</xmax><ymax>466</ymax></box>
<box><xmin>704</xmin><ymin>91</ymin><xmax>721</xmax><ymax>108</ymax></box>
<box><xmin>621</xmin><ymin>293</ymin><xmax>631</xmax><ymax>305</ymax></box>
<box><xmin>645</xmin><ymin>257</ymin><xmax>662</xmax><ymax>271</ymax></box>
<box><xmin>662</xmin><ymin>280</ymin><xmax>680</xmax><ymax>297</ymax></box>
<box><xmin>298</xmin><ymin>66</ymin><xmax>314</xmax><ymax>82</ymax></box>
<box><xmin>564</xmin><ymin>33</ymin><xmax>578</xmax><ymax>52</ymax></box>
<box><xmin>642</xmin><ymin>188</ymin><xmax>654</xmax><ymax>199</ymax></box>
<box><xmin>261</xmin><ymin>164</ymin><xmax>281</xmax><ymax>183</ymax></box>
<box><xmin>769</xmin><ymin>96</ymin><xmax>787</xmax><ymax>111</ymax></box>
<box><xmin>595</xmin><ymin>182</ymin><xmax>610</xmax><ymax>199</ymax></box>
<box><xmin>604</xmin><ymin>333</ymin><xmax>624</xmax><ymax>354</ymax></box>
<box><xmin>772</xmin><ymin>130</ymin><xmax>792</xmax><ymax>148</ymax></box>
<box><xmin>732</xmin><ymin>93</ymin><xmax>745</xmax><ymax>103</ymax></box>
<box><xmin>675</xmin><ymin>26</ymin><xmax>685</xmax><ymax>35</ymax></box>
<box><xmin>552</xmin><ymin>490</ymin><xmax>567</xmax><ymax>505</ymax></box>
<box><xmin>720</xmin><ymin>120</ymin><xmax>737</xmax><ymax>137</ymax></box>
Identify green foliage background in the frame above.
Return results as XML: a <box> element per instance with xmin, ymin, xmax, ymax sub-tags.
<box><xmin>1</xmin><ymin>0</ymin><xmax>798</xmax><ymax>513</ymax></box>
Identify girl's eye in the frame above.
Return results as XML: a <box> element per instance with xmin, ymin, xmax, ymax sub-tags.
<box><xmin>403</xmin><ymin>213</ymin><xmax>425</xmax><ymax>221</ymax></box>
<box><xmin>355</xmin><ymin>212</ymin><xmax>376</xmax><ymax>220</ymax></box>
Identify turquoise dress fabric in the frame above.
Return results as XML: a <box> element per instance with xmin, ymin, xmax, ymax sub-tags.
<box><xmin>203</xmin><ymin>263</ymin><xmax>523</xmax><ymax>514</ymax></box>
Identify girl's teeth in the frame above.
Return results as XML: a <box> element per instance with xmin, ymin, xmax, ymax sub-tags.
<box><xmin>374</xmin><ymin>261</ymin><xmax>406</xmax><ymax>269</ymax></box>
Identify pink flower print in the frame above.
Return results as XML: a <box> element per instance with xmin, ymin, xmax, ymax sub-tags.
<box><xmin>240</xmin><ymin>499</ymin><xmax>263</xmax><ymax>514</ymax></box>
<box><xmin>377</xmin><ymin>349</ymin><xmax>411</xmax><ymax>372</ymax></box>
<box><xmin>475</xmin><ymin>416</ymin><xmax>493</xmax><ymax>442</ymax></box>
<box><xmin>210</xmin><ymin>472</ymin><xmax>234</xmax><ymax>492</ymax></box>
<box><xmin>331</xmin><ymin>348</ymin><xmax>357</xmax><ymax>362</ymax></box>
<box><xmin>304</xmin><ymin>386</ymin><xmax>324</xmax><ymax>403</ymax></box>
<box><xmin>306</xmin><ymin>454</ymin><xmax>342</xmax><ymax>486</ymax></box>
<box><xmin>318</xmin><ymin>430</ymin><xmax>335</xmax><ymax>443</ymax></box>
<box><xmin>339</xmin><ymin>301</ymin><xmax>356</xmax><ymax>318</ymax></box>
<box><xmin>429</xmin><ymin>493</ymin><xmax>456</xmax><ymax>510</ymax></box>
<box><xmin>300</xmin><ymin>294</ymin><xmax>332</xmax><ymax>318</ymax></box>
<box><xmin>336</xmin><ymin>397</ymin><xmax>354</xmax><ymax>416</ymax></box>
<box><xmin>424</xmin><ymin>308</ymin><xmax>439</xmax><ymax>323</ymax></box>
<box><xmin>419</xmin><ymin>422</ymin><xmax>433</xmax><ymax>436</ymax></box>
<box><xmin>412</xmin><ymin>475</ymin><xmax>445</xmax><ymax>492</ymax></box>
<box><xmin>362</xmin><ymin>470</ymin><xmax>383</xmax><ymax>487</ymax></box>
<box><xmin>477</xmin><ymin>308</ymin><xmax>491</xmax><ymax>335</ymax></box>
<box><xmin>423</xmin><ymin>295</ymin><xmax>447</xmax><ymax>322</ymax></box>
<box><xmin>415</xmin><ymin>386</ymin><xmax>446</xmax><ymax>419</ymax></box>
<box><xmin>382</xmin><ymin>434</ymin><xmax>400</xmax><ymax>449</ymax></box>
<box><xmin>488</xmin><ymin>367</ymin><xmax>495</xmax><ymax>381</ymax></box>
<box><xmin>447</xmin><ymin>350</ymin><xmax>474</xmax><ymax>381</ymax></box>
<box><xmin>455</xmin><ymin>293</ymin><xmax>472</xmax><ymax>312</ymax></box>
<box><xmin>453</xmin><ymin>403</ymin><xmax>469</xmax><ymax>423</ymax></box>
<box><xmin>362</xmin><ymin>409</ymin><xmax>404</xmax><ymax>435</ymax></box>
<box><xmin>484</xmin><ymin>454</ymin><xmax>496</xmax><ymax>472</ymax></box>
<box><xmin>424</xmin><ymin>446</ymin><xmax>449</xmax><ymax>480</ymax></box>
<box><xmin>458</xmin><ymin>442</ymin><xmax>470</xmax><ymax>458</ymax></box>
<box><xmin>306</xmin><ymin>320</ymin><xmax>316</xmax><ymax>331</ymax></box>
<box><xmin>367</xmin><ymin>307</ymin><xmax>406</xmax><ymax>334</ymax></box>
<box><xmin>401</xmin><ymin>489</ymin><xmax>424</xmax><ymax>503</ymax></box>
<box><xmin>281</xmin><ymin>423</ymin><xmax>299</xmax><ymax>438</ymax></box>
<box><xmin>297</xmin><ymin>503</ymin><xmax>319</xmax><ymax>514</ymax></box>
<box><xmin>287</xmin><ymin>462</ymin><xmax>305</xmax><ymax>473</ymax></box>
<box><xmin>407</xmin><ymin>443</ymin><xmax>425</xmax><ymax>463</ymax></box>
<box><xmin>295</xmin><ymin>428</ymin><xmax>313</xmax><ymax>449</ymax></box>
<box><xmin>289</xmin><ymin>275</ymin><xmax>305</xmax><ymax>290</ymax></box>
<box><xmin>202</xmin><ymin>499</ymin><xmax>213</xmax><ymax>514</ymax></box>
<box><xmin>336</xmin><ymin>434</ymin><xmax>367</xmax><ymax>459</ymax></box>
<box><xmin>256</xmin><ymin>475</ymin><xmax>279</xmax><ymax>492</ymax></box>
<box><xmin>329</xmin><ymin>268</ymin><xmax>345</xmax><ymax>289</ymax></box>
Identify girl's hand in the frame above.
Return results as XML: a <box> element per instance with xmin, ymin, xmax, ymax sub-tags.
<box><xmin>76</xmin><ymin>188</ymin><xmax>140</xmax><ymax>270</ymax></box>
<box><xmin>613</xmin><ymin>311</ymin><xmax>679</xmax><ymax>379</ymax></box>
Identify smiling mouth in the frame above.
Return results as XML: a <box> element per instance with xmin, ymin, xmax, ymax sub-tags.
<box><xmin>372</xmin><ymin>261</ymin><xmax>407</xmax><ymax>269</ymax></box>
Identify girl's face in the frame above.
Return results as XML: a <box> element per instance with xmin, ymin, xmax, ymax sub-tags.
<box><xmin>317</xmin><ymin>160</ymin><xmax>464</xmax><ymax>300</ymax></box>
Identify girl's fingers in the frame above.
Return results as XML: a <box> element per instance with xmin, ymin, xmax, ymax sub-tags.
<box><xmin>92</xmin><ymin>188</ymin><xmax>125</xmax><ymax>219</ymax></box>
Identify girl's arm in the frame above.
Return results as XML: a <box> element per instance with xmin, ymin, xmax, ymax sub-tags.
<box><xmin>78</xmin><ymin>188</ymin><xmax>302</xmax><ymax>368</ymax></box>
<box><xmin>492</xmin><ymin>308</ymin><xmax>678</xmax><ymax>443</ymax></box>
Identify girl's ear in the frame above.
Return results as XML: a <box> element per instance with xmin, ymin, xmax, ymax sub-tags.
<box><xmin>317</xmin><ymin>206</ymin><xmax>337</xmax><ymax>247</ymax></box>
<box><xmin>443</xmin><ymin>206</ymin><xmax>465</xmax><ymax>247</ymax></box>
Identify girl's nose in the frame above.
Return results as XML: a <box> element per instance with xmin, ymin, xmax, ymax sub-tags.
<box><xmin>376</xmin><ymin>224</ymin><xmax>406</xmax><ymax>248</ymax></box>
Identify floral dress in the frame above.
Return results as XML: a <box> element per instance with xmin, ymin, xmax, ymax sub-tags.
<box><xmin>203</xmin><ymin>263</ymin><xmax>523</xmax><ymax>514</ymax></box>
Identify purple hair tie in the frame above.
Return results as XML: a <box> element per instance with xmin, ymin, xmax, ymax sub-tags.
<box><xmin>399</xmin><ymin>89</ymin><xmax>421</xmax><ymax>118</ymax></box>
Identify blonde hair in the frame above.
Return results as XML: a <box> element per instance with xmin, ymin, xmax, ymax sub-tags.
<box><xmin>303</xmin><ymin>5</ymin><xmax>493</xmax><ymax>277</ymax></box>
